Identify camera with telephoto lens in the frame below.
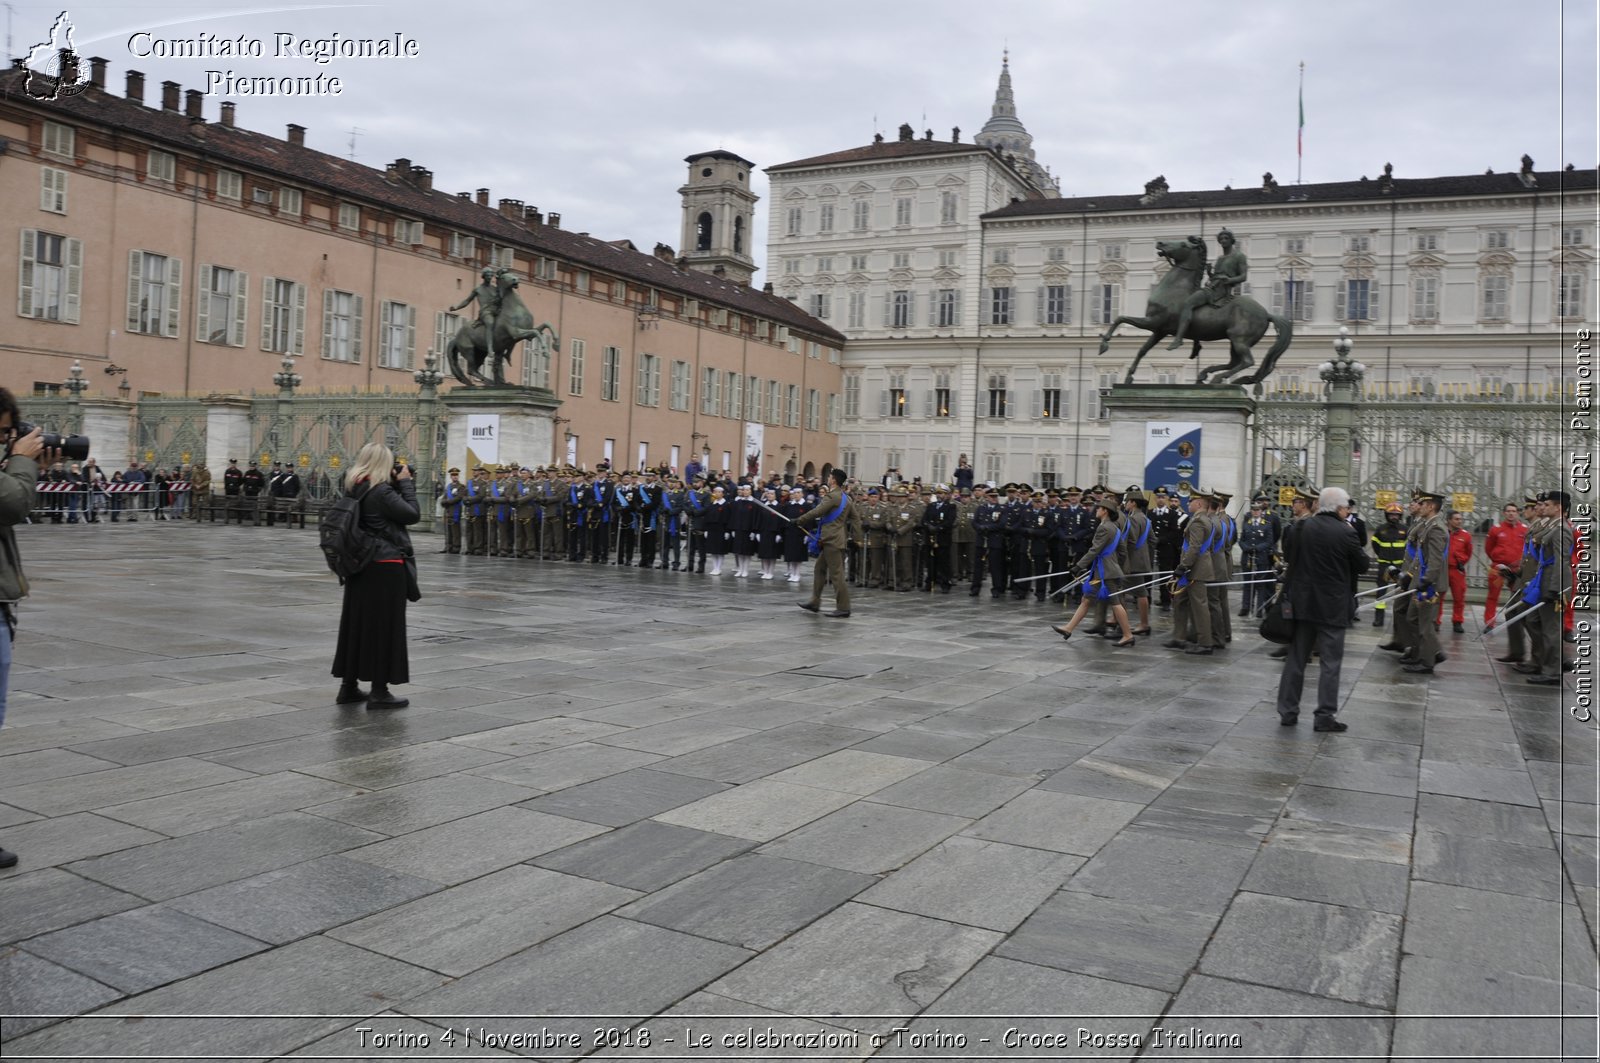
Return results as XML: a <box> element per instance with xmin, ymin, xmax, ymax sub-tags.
<box><xmin>13</xmin><ymin>421</ymin><xmax>90</xmax><ymax>462</ymax></box>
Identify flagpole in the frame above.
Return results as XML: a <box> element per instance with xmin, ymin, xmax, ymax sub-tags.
<box><xmin>1296</xmin><ymin>61</ymin><xmax>1305</xmax><ymax>185</ymax></box>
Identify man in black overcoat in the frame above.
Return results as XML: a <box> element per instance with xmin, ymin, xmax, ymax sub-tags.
<box><xmin>1274</xmin><ymin>486</ymin><xmax>1371</xmax><ymax>731</ymax></box>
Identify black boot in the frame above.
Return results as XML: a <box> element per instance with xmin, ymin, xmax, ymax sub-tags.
<box><xmin>367</xmin><ymin>685</ymin><xmax>409</xmax><ymax>709</ymax></box>
<box><xmin>336</xmin><ymin>682</ymin><xmax>369</xmax><ymax>704</ymax></box>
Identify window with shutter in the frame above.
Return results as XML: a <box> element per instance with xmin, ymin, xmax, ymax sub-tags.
<box><xmin>322</xmin><ymin>290</ymin><xmax>360</xmax><ymax>361</ymax></box>
<box><xmin>18</xmin><ymin>230</ymin><xmax>77</xmax><ymax>323</ymax></box>
<box><xmin>569</xmin><ymin>339</ymin><xmax>586</xmax><ymax>395</ymax></box>
<box><xmin>40</xmin><ymin>167</ymin><xmax>67</xmax><ymax>213</ymax></box>
<box><xmin>701</xmin><ymin>365</ymin><xmax>718</xmax><ymax>414</ymax></box>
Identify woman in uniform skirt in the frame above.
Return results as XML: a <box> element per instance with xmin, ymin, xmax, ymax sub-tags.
<box><xmin>729</xmin><ymin>483</ymin><xmax>761</xmax><ymax>579</ymax></box>
<box><xmin>1051</xmin><ymin>499</ymin><xmax>1136</xmax><ymax>646</ymax></box>
<box><xmin>332</xmin><ymin>442</ymin><xmax>420</xmax><ymax>709</ymax></box>
<box><xmin>702</xmin><ymin>485</ymin><xmax>730</xmax><ymax>575</ymax></box>
<box><xmin>755</xmin><ymin>487</ymin><xmax>784</xmax><ymax>580</ymax></box>
<box><xmin>780</xmin><ymin>487</ymin><xmax>811</xmax><ymax>583</ymax></box>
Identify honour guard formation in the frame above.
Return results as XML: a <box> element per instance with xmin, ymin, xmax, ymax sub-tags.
<box><xmin>431</xmin><ymin>458</ymin><xmax>1582</xmax><ymax>727</ymax></box>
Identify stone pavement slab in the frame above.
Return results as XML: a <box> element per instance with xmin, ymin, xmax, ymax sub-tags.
<box><xmin>0</xmin><ymin>524</ymin><xmax>1593</xmax><ymax>1055</ymax></box>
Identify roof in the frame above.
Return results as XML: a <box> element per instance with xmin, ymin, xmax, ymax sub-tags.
<box><xmin>767</xmin><ymin>135</ymin><xmax>1045</xmax><ymax>193</ymax></box>
<box><xmin>983</xmin><ymin>168</ymin><xmax>1599</xmax><ymax>220</ymax></box>
<box><xmin>2</xmin><ymin>66</ymin><xmax>843</xmax><ymax>344</ymax></box>
<box><xmin>685</xmin><ymin>149</ymin><xmax>755</xmax><ymax>167</ymax></box>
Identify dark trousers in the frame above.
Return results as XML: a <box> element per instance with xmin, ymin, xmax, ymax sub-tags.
<box><xmin>1275</xmin><ymin>622</ymin><xmax>1347</xmax><ymax>719</ymax></box>
<box><xmin>617</xmin><ymin>527</ymin><xmax>636</xmax><ymax>565</ymax></box>
<box><xmin>985</xmin><ymin>538</ymin><xmax>1009</xmax><ymax>595</ymax></box>
<box><xmin>658</xmin><ymin>529</ymin><xmax>681</xmax><ymax>569</ymax></box>
<box><xmin>588</xmin><ymin>518</ymin><xmax>610</xmax><ymax>562</ymax></box>
<box><xmin>568</xmin><ymin>522</ymin><xmax>586</xmax><ymax>562</ymax></box>
<box><xmin>687</xmin><ymin>530</ymin><xmax>706</xmax><ymax>571</ymax></box>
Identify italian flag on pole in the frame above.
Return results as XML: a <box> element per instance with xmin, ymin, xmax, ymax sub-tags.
<box><xmin>1297</xmin><ymin>63</ymin><xmax>1305</xmax><ymax>160</ymax></box>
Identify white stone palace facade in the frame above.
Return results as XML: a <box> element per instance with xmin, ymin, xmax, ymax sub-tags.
<box><xmin>766</xmin><ymin>61</ymin><xmax>1594</xmax><ymax>489</ymax></box>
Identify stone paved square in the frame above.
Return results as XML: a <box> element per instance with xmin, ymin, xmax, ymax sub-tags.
<box><xmin>0</xmin><ymin>524</ymin><xmax>1593</xmax><ymax>1056</ymax></box>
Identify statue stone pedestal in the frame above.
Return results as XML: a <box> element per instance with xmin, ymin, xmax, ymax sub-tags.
<box><xmin>441</xmin><ymin>387</ymin><xmax>561</xmax><ymax>473</ymax></box>
<box><xmin>1102</xmin><ymin>384</ymin><xmax>1256</xmax><ymax>500</ymax></box>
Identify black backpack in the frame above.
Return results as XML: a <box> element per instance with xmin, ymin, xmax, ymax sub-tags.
<box><xmin>319</xmin><ymin>484</ymin><xmax>379</xmax><ymax>581</ymax></box>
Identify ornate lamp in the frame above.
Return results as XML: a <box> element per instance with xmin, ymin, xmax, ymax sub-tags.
<box><xmin>63</xmin><ymin>360</ymin><xmax>89</xmax><ymax>397</ymax></box>
<box><xmin>1318</xmin><ymin>326</ymin><xmax>1367</xmax><ymax>387</ymax></box>
<box><xmin>272</xmin><ymin>354</ymin><xmax>302</xmax><ymax>393</ymax></box>
<box><xmin>413</xmin><ymin>351</ymin><xmax>444</xmax><ymax>392</ymax></box>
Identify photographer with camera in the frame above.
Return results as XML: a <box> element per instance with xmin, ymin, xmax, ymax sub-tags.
<box><xmin>330</xmin><ymin>443</ymin><xmax>420</xmax><ymax>710</ymax></box>
<box><xmin>2</xmin><ymin>387</ymin><xmax>64</xmax><ymax>868</ymax></box>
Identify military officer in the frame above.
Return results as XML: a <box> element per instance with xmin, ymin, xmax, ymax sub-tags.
<box><xmin>1516</xmin><ymin>491</ymin><xmax>1573</xmax><ymax>685</ymax></box>
<box><xmin>464</xmin><ymin>466</ymin><xmax>490</xmax><ymax>555</ymax></box>
<box><xmin>920</xmin><ymin>485</ymin><xmax>956</xmax><ymax>592</ymax></box>
<box><xmin>1388</xmin><ymin>489</ymin><xmax>1449</xmax><ymax>673</ymax></box>
<box><xmin>971</xmin><ymin>486</ymin><xmax>1007</xmax><ymax>598</ymax></box>
<box><xmin>683</xmin><ymin>476</ymin><xmax>710</xmax><ymax>573</ymax></box>
<box><xmin>858</xmin><ymin>487</ymin><xmax>891</xmax><ymax>588</ymax></box>
<box><xmin>1120</xmin><ymin>487</ymin><xmax>1154</xmax><ymax>635</ymax></box>
<box><xmin>887</xmin><ymin>486</ymin><xmax>920</xmax><ymax>591</ymax></box>
<box><xmin>953</xmin><ymin>489</ymin><xmax>978</xmax><ymax>582</ymax></box>
<box><xmin>636</xmin><ymin>471</ymin><xmax>662</xmax><ymax>569</ymax></box>
<box><xmin>439</xmin><ymin>468</ymin><xmax>466</xmax><ymax>553</ymax></box>
<box><xmin>513</xmin><ymin>467</ymin><xmax>539</xmax><ymax>558</ymax></box>
<box><xmin>1166</xmin><ymin>488</ymin><xmax>1218</xmax><ymax>654</ymax></box>
<box><xmin>1239</xmin><ymin>496</ymin><xmax>1278</xmax><ymax>617</ymax></box>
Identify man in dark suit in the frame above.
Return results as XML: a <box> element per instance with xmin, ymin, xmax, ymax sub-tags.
<box><xmin>1275</xmin><ymin>486</ymin><xmax>1372</xmax><ymax>731</ymax></box>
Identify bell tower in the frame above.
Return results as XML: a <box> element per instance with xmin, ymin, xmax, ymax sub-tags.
<box><xmin>679</xmin><ymin>150</ymin><xmax>759</xmax><ymax>286</ymax></box>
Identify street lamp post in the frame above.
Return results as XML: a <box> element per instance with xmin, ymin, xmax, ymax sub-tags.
<box><xmin>413</xmin><ymin>350</ymin><xmax>446</xmax><ymax>530</ymax></box>
<box><xmin>1319</xmin><ymin>327</ymin><xmax>1367</xmax><ymax>490</ymax></box>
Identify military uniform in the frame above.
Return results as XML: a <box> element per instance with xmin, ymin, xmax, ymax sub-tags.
<box><xmin>439</xmin><ymin>470</ymin><xmax>466</xmax><ymax>552</ymax></box>
<box><xmin>859</xmin><ymin>491</ymin><xmax>891</xmax><ymax>587</ymax></box>
<box><xmin>657</xmin><ymin>482</ymin><xmax>685</xmax><ymax>569</ymax></box>
<box><xmin>189</xmin><ymin>463</ymin><xmax>212</xmax><ymax>521</ymax></box>
<box><xmin>513</xmin><ymin>471</ymin><xmax>539</xmax><ymax>558</ymax></box>
<box><xmin>683</xmin><ymin>482</ymin><xmax>710</xmax><ymax>572</ymax></box>
<box><xmin>920</xmin><ymin>489</ymin><xmax>956</xmax><ymax>591</ymax></box>
<box><xmin>464</xmin><ymin>470</ymin><xmax>489</xmax><ymax>555</ymax></box>
<box><xmin>1521</xmin><ymin>492</ymin><xmax>1574</xmax><ymax>684</ymax></box>
<box><xmin>972</xmin><ymin>491</ymin><xmax>1009</xmax><ymax>597</ymax></box>
<box><xmin>953</xmin><ymin>494</ymin><xmax>978</xmax><ymax>581</ymax></box>
<box><xmin>1392</xmin><ymin>491</ymin><xmax>1449</xmax><ymax>672</ymax></box>
<box><xmin>1168</xmin><ymin>492</ymin><xmax>1217</xmax><ymax>653</ymax></box>
<box><xmin>886</xmin><ymin>489</ymin><xmax>920</xmax><ymax>591</ymax></box>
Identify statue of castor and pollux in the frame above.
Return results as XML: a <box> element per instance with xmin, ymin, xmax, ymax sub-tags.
<box><xmin>445</xmin><ymin>267</ymin><xmax>559</xmax><ymax>387</ymax></box>
<box><xmin>1099</xmin><ymin>229</ymin><xmax>1293</xmax><ymax>386</ymax></box>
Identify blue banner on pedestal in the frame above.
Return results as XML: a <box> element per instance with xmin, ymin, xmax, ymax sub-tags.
<box><xmin>1145</xmin><ymin>422</ymin><xmax>1202</xmax><ymax>492</ymax></box>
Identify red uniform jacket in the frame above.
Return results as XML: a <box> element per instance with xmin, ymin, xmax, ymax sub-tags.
<box><xmin>1485</xmin><ymin>520</ymin><xmax>1527</xmax><ymax>568</ymax></box>
<box><xmin>1447</xmin><ymin>528</ymin><xmax>1473</xmax><ymax>572</ymax></box>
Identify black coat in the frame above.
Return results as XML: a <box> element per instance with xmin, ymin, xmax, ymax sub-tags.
<box><xmin>356</xmin><ymin>479</ymin><xmax>420</xmax><ymax>561</ymax></box>
<box><xmin>1283</xmin><ymin>511</ymin><xmax>1371</xmax><ymax>627</ymax></box>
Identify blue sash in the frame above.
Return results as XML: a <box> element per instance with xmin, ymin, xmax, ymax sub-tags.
<box><xmin>808</xmin><ymin>492</ymin><xmax>850</xmax><ymax>556</ymax></box>
<box><xmin>1088</xmin><ymin>522</ymin><xmax>1125</xmax><ymax>600</ymax></box>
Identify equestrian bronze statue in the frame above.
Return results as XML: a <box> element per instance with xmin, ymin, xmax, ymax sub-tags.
<box><xmin>445</xmin><ymin>269</ymin><xmax>559</xmax><ymax>387</ymax></box>
<box><xmin>1098</xmin><ymin>234</ymin><xmax>1292</xmax><ymax>386</ymax></box>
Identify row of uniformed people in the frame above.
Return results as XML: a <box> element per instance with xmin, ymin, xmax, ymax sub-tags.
<box><xmin>438</xmin><ymin>465</ymin><xmax>826</xmax><ymax>577</ymax></box>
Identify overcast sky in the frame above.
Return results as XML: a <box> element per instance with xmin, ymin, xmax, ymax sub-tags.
<box><xmin>26</xmin><ymin>0</ymin><xmax>1598</xmax><ymax>272</ymax></box>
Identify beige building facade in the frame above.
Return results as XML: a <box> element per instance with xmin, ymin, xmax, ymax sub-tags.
<box><xmin>2</xmin><ymin>57</ymin><xmax>843</xmax><ymax>475</ymax></box>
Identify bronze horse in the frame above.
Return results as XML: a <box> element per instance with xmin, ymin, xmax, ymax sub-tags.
<box><xmin>446</xmin><ymin>272</ymin><xmax>558</xmax><ymax>387</ymax></box>
<box><xmin>1098</xmin><ymin>237</ymin><xmax>1292</xmax><ymax>386</ymax></box>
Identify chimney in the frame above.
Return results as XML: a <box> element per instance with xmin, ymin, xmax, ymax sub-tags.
<box><xmin>653</xmin><ymin>242</ymin><xmax>675</xmax><ymax>262</ymax></box>
<box><xmin>286</xmin><ymin>123</ymin><xmax>305</xmax><ymax>147</ymax></box>
<box><xmin>125</xmin><ymin>70</ymin><xmax>145</xmax><ymax>104</ymax></box>
<box><xmin>547</xmin><ymin>212</ymin><xmax>561</xmax><ymax>228</ymax></box>
<box><xmin>952</xmin><ymin>126</ymin><xmax>960</xmax><ymax>143</ymax></box>
<box><xmin>456</xmin><ymin>191</ymin><xmax>471</xmax><ymax>200</ymax></box>
<box><xmin>410</xmin><ymin>165</ymin><xmax>432</xmax><ymax>192</ymax></box>
<box><xmin>762</xmin><ymin>282</ymin><xmax>775</xmax><ymax>294</ymax></box>
<box><xmin>386</xmin><ymin>157</ymin><xmax>410</xmax><ymax>180</ymax></box>
<box><xmin>58</xmin><ymin>50</ymin><xmax>79</xmax><ymax>86</ymax></box>
<box><xmin>498</xmin><ymin>198</ymin><xmax>524</xmax><ymax>219</ymax></box>
<box><xmin>88</xmin><ymin>56</ymin><xmax>106</xmax><ymax>89</ymax></box>
<box><xmin>184</xmin><ymin>89</ymin><xmax>203</xmax><ymax>120</ymax></box>
<box><xmin>475</xmin><ymin>188</ymin><xmax>490</xmax><ymax>207</ymax></box>
<box><xmin>161</xmin><ymin>80</ymin><xmax>180</xmax><ymax>111</ymax></box>
<box><xmin>219</xmin><ymin>101</ymin><xmax>235</xmax><ymax>128</ymax></box>
<box><xmin>524</xmin><ymin>205</ymin><xmax>543</xmax><ymax>225</ymax></box>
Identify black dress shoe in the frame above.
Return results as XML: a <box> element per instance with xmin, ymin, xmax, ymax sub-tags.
<box><xmin>797</xmin><ymin>602</ymin><xmax>820</xmax><ymax>613</ymax></box>
<box><xmin>1162</xmin><ymin>639</ymin><xmax>1187</xmax><ymax>649</ymax></box>
<box><xmin>1131</xmin><ymin>628</ymin><xmax>1153</xmax><ymax>636</ymax></box>
<box><xmin>335</xmin><ymin>684</ymin><xmax>369</xmax><ymax>704</ymax></box>
<box><xmin>1377</xmin><ymin>643</ymin><xmax>1406</xmax><ymax>653</ymax></box>
<box><xmin>1451</xmin><ymin>622</ymin><xmax>1465</xmax><ymax>633</ymax></box>
<box><xmin>367</xmin><ymin>692</ymin><xmax>409</xmax><ymax>709</ymax></box>
<box><xmin>1313</xmin><ymin>718</ymin><xmax>1349</xmax><ymax>732</ymax></box>
<box><xmin>1052</xmin><ymin>624</ymin><xmax>1073</xmax><ymax>641</ymax></box>
<box><xmin>1435</xmin><ymin>652</ymin><xmax>1447</xmax><ymax>664</ymax></box>
<box><xmin>1083</xmin><ymin>626</ymin><xmax>1107</xmax><ymax>636</ymax></box>
<box><xmin>1513</xmin><ymin>663</ymin><xmax>1540</xmax><ymax>674</ymax></box>
<box><xmin>1237</xmin><ymin>606</ymin><xmax>1250</xmax><ymax>616</ymax></box>
<box><xmin>1494</xmin><ymin>654</ymin><xmax>1525</xmax><ymax>663</ymax></box>
<box><xmin>1526</xmin><ymin>675</ymin><xmax>1561</xmax><ymax>685</ymax></box>
<box><xmin>0</xmin><ymin>846</ymin><xmax>16</xmax><ymax>868</ymax></box>
<box><xmin>1185</xmin><ymin>646</ymin><xmax>1214</xmax><ymax>656</ymax></box>
<box><xmin>1269</xmin><ymin>646</ymin><xmax>1289</xmax><ymax>659</ymax></box>
<box><xmin>1280</xmin><ymin>714</ymin><xmax>1299</xmax><ymax>726</ymax></box>
<box><xmin>826</xmin><ymin>610</ymin><xmax>851</xmax><ymax>618</ymax></box>
<box><xmin>1401</xmin><ymin>662</ymin><xmax>1434</xmax><ymax>674</ymax></box>
<box><xmin>1371</xmin><ymin>614</ymin><xmax>1385</xmax><ymax>627</ymax></box>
